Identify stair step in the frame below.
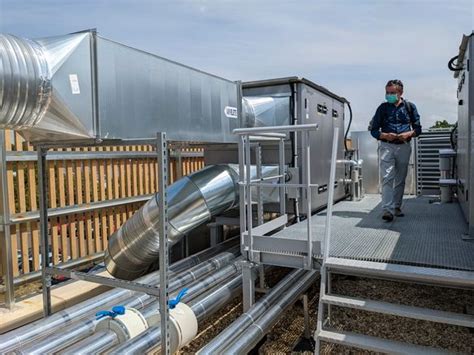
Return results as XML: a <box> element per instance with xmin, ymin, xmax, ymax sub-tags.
<box><xmin>316</xmin><ymin>329</ymin><xmax>450</xmax><ymax>354</ymax></box>
<box><xmin>324</xmin><ymin>257</ymin><xmax>474</xmax><ymax>288</ymax></box>
<box><xmin>321</xmin><ymin>294</ymin><xmax>474</xmax><ymax>328</ymax></box>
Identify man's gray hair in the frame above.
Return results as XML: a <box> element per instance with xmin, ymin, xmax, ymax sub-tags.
<box><xmin>386</xmin><ymin>79</ymin><xmax>404</xmax><ymax>90</ymax></box>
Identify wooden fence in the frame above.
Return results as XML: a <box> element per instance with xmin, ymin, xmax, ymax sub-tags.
<box><xmin>0</xmin><ymin>130</ymin><xmax>204</xmax><ymax>280</ymax></box>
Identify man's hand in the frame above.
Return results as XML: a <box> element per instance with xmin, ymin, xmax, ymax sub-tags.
<box><xmin>380</xmin><ymin>132</ymin><xmax>398</xmax><ymax>141</ymax></box>
<box><xmin>397</xmin><ymin>131</ymin><xmax>414</xmax><ymax>142</ymax></box>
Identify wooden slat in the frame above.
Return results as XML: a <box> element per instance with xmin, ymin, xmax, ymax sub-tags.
<box><xmin>15</xmin><ymin>133</ymin><xmax>29</xmax><ymax>274</ymax></box>
<box><xmin>57</xmin><ymin>156</ymin><xmax>68</xmax><ymax>263</ymax></box>
<box><xmin>105</xmin><ymin>147</ymin><xmax>115</xmax><ymax>236</ymax></box>
<box><xmin>27</xmin><ymin>143</ymin><xmax>40</xmax><ymax>271</ymax></box>
<box><xmin>74</xmin><ymin>150</ymin><xmax>86</xmax><ymax>257</ymax></box>
<box><xmin>5</xmin><ymin>132</ymin><xmax>19</xmax><ymax>276</ymax></box>
<box><xmin>91</xmin><ymin>153</ymin><xmax>101</xmax><ymax>252</ymax></box>
<box><xmin>83</xmin><ymin>158</ymin><xmax>94</xmax><ymax>254</ymax></box>
<box><xmin>48</xmin><ymin>160</ymin><xmax>60</xmax><ymax>265</ymax></box>
<box><xmin>66</xmin><ymin>155</ymin><xmax>78</xmax><ymax>259</ymax></box>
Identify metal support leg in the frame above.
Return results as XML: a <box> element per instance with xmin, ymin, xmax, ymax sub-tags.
<box><xmin>303</xmin><ymin>294</ymin><xmax>311</xmax><ymax>339</ymax></box>
<box><xmin>255</xmin><ymin>144</ymin><xmax>264</xmax><ymax>226</ymax></box>
<box><xmin>327</xmin><ymin>271</ymin><xmax>332</xmax><ymax>322</ymax></box>
<box><xmin>258</xmin><ymin>264</ymin><xmax>265</xmax><ymax>290</ymax></box>
<box><xmin>156</xmin><ymin>132</ymin><xmax>170</xmax><ymax>355</ymax></box>
<box><xmin>38</xmin><ymin>147</ymin><xmax>52</xmax><ymax>316</ymax></box>
<box><xmin>241</xmin><ymin>260</ymin><xmax>256</xmax><ymax>311</ymax></box>
<box><xmin>0</xmin><ymin>131</ymin><xmax>14</xmax><ymax>308</ymax></box>
<box><xmin>279</xmin><ymin>138</ymin><xmax>286</xmax><ymax>216</ymax></box>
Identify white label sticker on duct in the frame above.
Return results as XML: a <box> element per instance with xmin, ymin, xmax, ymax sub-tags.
<box><xmin>224</xmin><ymin>106</ymin><xmax>238</xmax><ymax>119</ymax></box>
<box><xmin>69</xmin><ymin>74</ymin><xmax>81</xmax><ymax>95</ymax></box>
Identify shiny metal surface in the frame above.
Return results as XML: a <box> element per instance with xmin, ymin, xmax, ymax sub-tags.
<box><xmin>0</xmin><ymin>31</ymin><xmax>239</xmax><ymax>143</ymax></box>
<box><xmin>0</xmin><ymin>34</ymin><xmax>51</xmax><ymax>129</ymax></box>
<box><xmin>242</xmin><ymin>96</ymin><xmax>290</xmax><ymax>128</ymax></box>
<box><xmin>110</xmin><ymin>273</ymin><xmax>242</xmax><ymax>354</ymax></box>
<box><xmin>198</xmin><ymin>268</ymin><xmax>305</xmax><ymax>354</ymax></box>
<box><xmin>221</xmin><ymin>270</ymin><xmax>318</xmax><ymax>354</ymax></box>
<box><xmin>63</xmin><ymin>261</ymin><xmax>242</xmax><ymax>354</ymax></box>
<box><xmin>351</xmin><ymin>131</ymin><xmax>380</xmax><ymax>194</ymax></box>
<box><xmin>105</xmin><ymin>165</ymin><xmax>239</xmax><ymax>279</ymax></box>
<box><xmin>0</xmin><ymin>241</ymin><xmax>238</xmax><ymax>353</ymax></box>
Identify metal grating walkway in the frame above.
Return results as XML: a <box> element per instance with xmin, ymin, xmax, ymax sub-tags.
<box><xmin>273</xmin><ymin>194</ymin><xmax>474</xmax><ymax>271</ymax></box>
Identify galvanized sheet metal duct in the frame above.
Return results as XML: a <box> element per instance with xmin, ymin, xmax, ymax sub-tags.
<box><xmin>105</xmin><ymin>164</ymin><xmax>279</xmax><ymax>280</ymax></box>
<box><xmin>0</xmin><ymin>31</ymin><xmax>240</xmax><ymax>143</ymax></box>
<box><xmin>0</xmin><ymin>34</ymin><xmax>51</xmax><ymax>129</ymax></box>
<box><xmin>105</xmin><ymin>165</ymin><xmax>239</xmax><ymax>279</ymax></box>
<box><xmin>242</xmin><ymin>96</ymin><xmax>290</xmax><ymax>128</ymax></box>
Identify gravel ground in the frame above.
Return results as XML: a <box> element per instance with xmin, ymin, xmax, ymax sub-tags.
<box><xmin>180</xmin><ymin>271</ymin><xmax>474</xmax><ymax>354</ymax></box>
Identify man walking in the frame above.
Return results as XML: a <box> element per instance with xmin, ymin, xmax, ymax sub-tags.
<box><xmin>369</xmin><ymin>79</ymin><xmax>422</xmax><ymax>221</ymax></box>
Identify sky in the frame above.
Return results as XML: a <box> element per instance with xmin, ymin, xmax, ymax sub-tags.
<box><xmin>0</xmin><ymin>0</ymin><xmax>472</xmax><ymax>132</ymax></box>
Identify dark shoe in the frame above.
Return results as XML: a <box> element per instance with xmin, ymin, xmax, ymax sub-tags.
<box><xmin>382</xmin><ymin>211</ymin><xmax>394</xmax><ymax>222</ymax></box>
<box><xmin>394</xmin><ymin>208</ymin><xmax>404</xmax><ymax>217</ymax></box>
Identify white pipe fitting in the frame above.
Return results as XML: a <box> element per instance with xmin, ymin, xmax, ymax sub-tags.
<box><xmin>148</xmin><ymin>303</ymin><xmax>198</xmax><ymax>353</ymax></box>
<box><xmin>95</xmin><ymin>307</ymin><xmax>148</xmax><ymax>343</ymax></box>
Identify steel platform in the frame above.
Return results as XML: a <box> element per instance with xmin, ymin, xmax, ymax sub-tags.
<box><xmin>270</xmin><ymin>194</ymin><xmax>474</xmax><ymax>271</ymax></box>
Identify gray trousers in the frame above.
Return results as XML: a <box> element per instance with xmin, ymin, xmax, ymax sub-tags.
<box><xmin>379</xmin><ymin>141</ymin><xmax>412</xmax><ymax>213</ymax></box>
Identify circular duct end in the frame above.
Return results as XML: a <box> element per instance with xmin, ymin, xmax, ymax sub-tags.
<box><xmin>0</xmin><ymin>34</ymin><xmax>51</xmax><ymax>129</ymax></box>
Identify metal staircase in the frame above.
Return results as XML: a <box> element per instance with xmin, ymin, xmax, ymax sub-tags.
<box><xmin>313</xmin><ymin>128</ymin><xmax>474</xmax><ymax>354</ymax></box>
<box><xmin>314</xmin><ymin>258</ymin><xmax>474</xmax><ymax>354</ymax></box>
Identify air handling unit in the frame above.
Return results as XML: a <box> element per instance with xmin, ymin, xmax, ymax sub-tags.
<box><xmin>205</xmin><ymin>77</ymin><xmax>350</xmax><ymax>213</ymax></box>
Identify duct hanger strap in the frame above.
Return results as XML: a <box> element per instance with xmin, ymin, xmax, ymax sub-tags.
<box><xmin>0</xmin><ymin>34</ymin><xmax>51</xmax><ymax>129</ymax></box>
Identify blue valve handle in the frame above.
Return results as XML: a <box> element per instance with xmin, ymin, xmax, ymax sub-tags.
<box><xmin>95</xmin><ymin>305</ymin><xmax>126</xmax><ymax>320</ymax></box>
<box><xmin>169</xmin><ymin>288</ymin><xmax>188</xmax><ymax>309</ymax></box>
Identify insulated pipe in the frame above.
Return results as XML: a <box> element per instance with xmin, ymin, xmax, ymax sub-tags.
<box><xmin>1</xmin><ymin>244</ymin><xmax>238</xmax><ymax>354</ymax></box>
<box><xmin>197</xmin><ymin>268</ymin><xmax>306</xmax><ymax>354</ymax></box>
<box><xmin>105</xmin><ymin>164</ymin><xmax>239</xmax><ymax>280</ymax></box>
<box><xmin>61</xmin><ymin>262</ymin><xmax>242</xmax><ymax>355</ymax></box>
<box><xmin>110</xmin><ymin>274</ymin><xmax>243</xmax><ymax>354</ymax></box>
<box><xmin>15</xmin><ymin>252</ymin><xmax>239</xmax><ymax>355</ymax></box>
<box><xmin>220</xmin><ymin>270</ymin><xmax>318</xmax><ymax>354</ymax></box>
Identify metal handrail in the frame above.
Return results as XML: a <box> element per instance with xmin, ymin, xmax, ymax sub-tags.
<box><xmin>233</xmin><ymin>123</ymin><xmax>318</xmax><ymax>135</ymax></box>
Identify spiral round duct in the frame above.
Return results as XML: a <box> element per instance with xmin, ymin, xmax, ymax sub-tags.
<box><xmin>105</xmin><ymin>165</ymin><xmax>239</xmax><ymax>280</ymax></box>
<box><xmin>0</xmin><ymin>34</ymin><xmax>51</xmax><ymax>129</ymax></box>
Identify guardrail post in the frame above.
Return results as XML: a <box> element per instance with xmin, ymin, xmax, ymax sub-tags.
<box><xmin>0</xmin><ymin>131</ymin><xmax>15</xmax><ymax>308</ymax></box>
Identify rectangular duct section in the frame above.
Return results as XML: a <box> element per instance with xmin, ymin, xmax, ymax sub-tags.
<box><xmin>0</xmin><ymin>30</ymin><xmax>240</xmax><ymax>143</ymax></box>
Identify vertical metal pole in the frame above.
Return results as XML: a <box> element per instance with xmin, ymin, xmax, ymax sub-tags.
<box><xmin>255</xmin><ymin>144</ymin><xmax>263</xmax><ymax>226</ymax></box>
<box><xmin>303</xmin><ymin>131</ymin><xmax>312</xmax><ymax>269</ymax></box>
<box><xmin>38</xmin><ymin>146</ymin><xmax>52</xmax><ymax>316</ymax></box>
<box><xmin>156</xmin><ymin>132</ymin><xmax>170</xmax><ymax>355</ymax></box>
<box><xmin>245</xmin><ymin>136</ymin><xmax>253</xmax><ymax>259</ymax></box>
<box><xmin>315</xmin><ymin>128</ymin><xmax>339</xmax><ymax>353</ymax></box>
<box><xmin>323</xmin><ymin>127</ymin><xmax>339</xmax><ymax>262</ymax></box>
<box><xmin>303</xmin><ymin>294</ymin><xmax>310</xmax><ymax>339</ymax></box>
<box><xmin>241</xmin><ymin>260</ymin><xmax>255</xmax><ymax>311</ymax></box>
<box><xmin>279</xmin><ymin>138</ymin><xmax>286</xmax><ymax>216</ymax></box>
<box><xmin>238</xmin><ymin>135</ymin><xmax>247</xmax><ymax>255</ymax></box>
<box><xmin>0</xmin><ymin>131</ymin><xmax>14</xmax><ymax>308</ymax></box>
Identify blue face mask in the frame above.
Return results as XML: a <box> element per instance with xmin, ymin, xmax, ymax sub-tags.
<box><xmin>385</xmin><ymin>94</ymin><xmax>398</xmax><ymax>104</ymax></box>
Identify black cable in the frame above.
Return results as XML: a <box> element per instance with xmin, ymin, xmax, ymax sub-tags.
<box><xmin>450</xmin><ymin>122</ymin><xmax>458</xmax><ymax>150</ymax></box>
<box><xmin>448</xmin><ymin>55</ymin><xmax>463</xmax><ymax>72</ymax></box>
<box><xmin>344</xmin><ymin>101</ymin><xmax>353</xmax><ymax>151</ymax></box>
